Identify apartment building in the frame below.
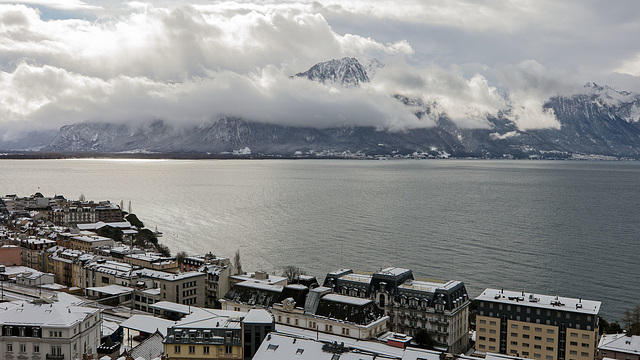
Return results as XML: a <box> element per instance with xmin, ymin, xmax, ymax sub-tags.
<box><xmin>134</xmin><ymin>268</ymin><xmax>206</xmax><ymax>307</ymax></box>
<box><xmin>475</xmin><ymin>289</ymin><xmax>600</xmax><ymax>360</ymax></box>
<box><xmin>324</xmin><ymin>267</ymin><xmax>471</xmax><ymax>353</ymax></box>
<box><xmin>163</xmin><ymin>308</ymin><xmax>273</xmax><ymax>360</ymax></box>
<box><xmin>0</xmin><ymin>293</ymin><xmax>102</xmax><ymax>360</ymax></box>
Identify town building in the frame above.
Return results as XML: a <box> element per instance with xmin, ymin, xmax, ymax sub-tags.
<box><xmin>163</xmin><ymin>307</ymin><xmax>273</xmax><ymax>360</ymax></box>
<box><xmin>19</xmin><ymin>237</ymin><xmax>57</xmax><ymax>271</ymax></box>
<box><xmin>134</xmin><ymin>268</ymin><xmax>206</xmax><ymax>307</ymax></box>
<box><xmin>221</xmin><ymin>282</ymin><xmax>389</xmax><ymax>340</ymax></box>
<box><xmin>597</xmin><ymin>334</ymin><xmax>640</xmax><ymax>360</ymax></box>
<box><xmin>181</xmin><ymin>252</ymin><xmax>234</xmax><ymax>273</ymax></box>
<box><xmin>0</xmin><ymin>245</ymin><xmax>21</xmax><ymax>266</ymax></box>
<box><xmin>323</xmin><ymin>267</ymin><xmax>470</xmax><ymax>353</ymax></box>
<box><xmin>475</xmin><ymin>288</ymin><xmax>601</xmax><ymax>360</ymax></box>
<box><xmin>0</xmin><ymin>293</ymin><xmax>102</xmax><ymax>360</ymax></box>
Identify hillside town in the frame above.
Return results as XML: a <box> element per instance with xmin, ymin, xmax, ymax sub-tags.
<box><xmin>0</xmin><ymin>193</ymin><xmax>637</xmax><ymax>360</ymax></box>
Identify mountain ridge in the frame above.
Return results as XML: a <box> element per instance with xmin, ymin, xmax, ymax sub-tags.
<box><xmin>6</xmin><ymin>58</ymin><xmax>640</xmax><ymax>159</ymax></box>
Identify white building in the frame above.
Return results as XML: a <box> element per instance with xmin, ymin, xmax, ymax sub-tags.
<box><xmin>0</xmin><ymin>293</ymin><xmax>102</xmax><ymax>360</ymax></box>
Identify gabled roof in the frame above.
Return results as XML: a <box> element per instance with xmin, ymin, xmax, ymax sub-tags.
<box><xmin>598</xmin><ymin>334</ymin><xmax>640</xmax><ymax>354</ymax></box>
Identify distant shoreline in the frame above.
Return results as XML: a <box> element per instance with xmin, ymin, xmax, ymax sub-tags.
<box><xmin>0</xmin><ymin>151</ymin><xmax>634</xmax><ymax>161</ymax></box>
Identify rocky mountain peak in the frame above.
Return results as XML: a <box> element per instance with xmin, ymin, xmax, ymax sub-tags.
<box><xmin>294</xmin><ymin>57</ymin><xmax>370</xmax><ymax>87</ymax></box>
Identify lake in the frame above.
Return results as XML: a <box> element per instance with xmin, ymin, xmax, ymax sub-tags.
<box><xmin>1</xmin><ymin>158</ymin><xmax>638</xmax><ymax>322</ymax></box>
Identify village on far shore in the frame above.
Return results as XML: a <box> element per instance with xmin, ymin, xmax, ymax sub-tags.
<box><xmin>0</xmin><ymin>193</ymin><xmax>637</xmax><ymax>360</ymax></box>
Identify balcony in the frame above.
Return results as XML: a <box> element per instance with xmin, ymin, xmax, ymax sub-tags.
<box><xmin>46</xmin><ymin>354</ymin><xmax>65</xmax><ymax>360</ymax></box>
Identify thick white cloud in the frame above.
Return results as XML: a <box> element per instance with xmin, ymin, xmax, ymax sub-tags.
<box><xmin>0</xmin><ymin>0</ymin><xmax>639</xmax><ymax>137</ymax></box>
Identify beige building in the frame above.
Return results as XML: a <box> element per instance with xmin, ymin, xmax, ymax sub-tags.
<box><xmin>134</xmin><ymin>268</ymin><xmax>206</xmax><ymax>307</ymax></box>
<box><xmin>475</xmin><ymin>289</ymin><xmax>600</xmax><ymax>360</ymax></box>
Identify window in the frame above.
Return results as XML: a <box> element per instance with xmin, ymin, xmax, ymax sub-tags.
<box><xmin>34</xmin><ymin>344</ymin><xmax>40</xmax><ymax>353</ymax></box>
<box><xmin>325</xmin><ymin>325</ymin><xmax>333</xmax><ymax>332</ymax></box>
<box><xmin>523</xmin><ymin>351</ymin><xmax>529</xmax><ymax>356</ymax></box>
<box><xmin>535</xmin><ymin>345</ymin><xmax>542</xmax><ymax>349</ymax></box>
<box><xmin>523</xmin><ymin>334</ymin><xmax>530</xmax><ymax>339</ymax></box>
<box><xmin>189</xmin><ymin>346</ymin><xmax>195</xmax><ymax>354</ymax></box>
<box><xmin>512</xmin><ymin>332</ymin><xmax>518</xmax><ymax>337</ymax></box>
<box><xmin>490</xmin><ymin>329</ymin><xmax>497</xmax><ymax>334</ymax></box>
<box><xmin>51</xmin><ymin>346</ymin><xmax>62</xmax><ymax>356</ymax></box>
<box><xmin>547</xmin><ymin>346</ymin><xmax>554</xmax><ymax>351</ymax></box>
<box><xmin>175</xmin><ymin>345</ymin><xmax>181</xmax><ymax>353</ymax></box>
<box><xmin>490</xmin><ymin>321</ymin><xmax>497</xmax><ymax>326</ymax></box>
<box><xmin>19</xmin><ymin>343</ymin><xmax>26</xmax><ymax>353</ymax></box>
<box><xmin>546</xmin><ymin>356</ymin><xmax>553</xmax><ymax>360</ymax></box>
<box><xmin>489</xmin><ymin>346</ymin><xmax>496</xmax><ymax>351</ymax></box>
<box><xmin>342</xmin><ymin>328</ymin><xmax>350</xmax><ymax>336</ymax></box>
<box><xmin>511</xmin><ymin>324</ymin><xmax>518</xmax><ymax>329</ymax></box>
<box><xmin>480</xmin><ymin>319</ymin><xmax>487</xmax><ymax>324</ymax></box>
<box><xmin>479</xmin><ymin>344</ymin><xmax>486</xmax><ymax>349</ymax></box>
<box><xmin>534</xmin><ymin>354</ymin><xmax>541</xmax><ymax>358</ymax></box>
<box><xmin>226</xmin><ymin>346</ymin><xmax>233</xmax><ymax>354</ymax></box>
<box><xmin>581</xmin><ymin>352</ymin><xmax>589</xmax><ymax>357</ymax></box>
<box><xmin>570</xmin><ymin>332</ymin><xmax>578</xmax><ymax>337</ymax></box>
<box><xmin>479</xmin><ymin>336</ymin><xmax>486</xmax><ymax>341</ymax></box>
<box><xmin>511</xmin><ymin>341</ymin><xmax>518</xmax><ymax>346</ymax></box>
<box><xmin>480</xmin><ymin>328</ymin><xmax>486</xmax><ymax>333</ymax></box>
<box><xmin>7</xmin><ymin>343</ymin><xmax>13</xmax><ymax>352</ymax></box>
<box><xmin>203</xmin><ymin>346</ymin><xmax>209</xmax><ymax>354</ymax></box>
<box><xmin>570</xmin><ymin>350</ymin><xmax>577</xmax><ymax>355</ymax></box>
<box><xmin>535</xmin><ymin>327</ymin><xmax>542</xmax><ymax>332</ymax></box>
<box><xmin>511</xmin><ymin>350</ymin><xmax>518</xmax><ymax>354</ymax></box>
<box><xmin>547</xmin><ymin>329</ymin><xmax>554</xmax><ymax>334</ymax></box>
<box><xmin>582</xmin><ymin>334</ymin><xmax>590</xmax><ymax>339</ymax></box>
<box><xmin>582</xmin><ymin>343</ymin><xmax>589</xmax><ymax>348</ymax></box>
<box><xmin>570</xmin><ymin>341</ymin><xmax>578</xmax><ymax>346</ymax></box>
<box><xmin>490</xmin><ymin>338</ymin><xmax>497</xmax><ymax>342</ymax></box>
<box><xmin>523</xmin><ymin>325</ymin><xmax>531</xmax><ymax>330</ymax></box>
<box><xmin>547</xmin><ymin>338</ymin><xmax>554</xmax><ymax>342</ymax></box>
<box><xmin>523</xmin><ymin>343</ymin><xmax>530</xmax><ymax>347</ymax></box>
<box><xmin>535</xmin><ymin>336</ymin><xmax>542</xmax><ymax>341</ymax></box>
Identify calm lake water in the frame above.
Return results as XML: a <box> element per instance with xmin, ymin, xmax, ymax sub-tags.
<box><xmin>1</xmin><ymin>159</ymin><xmax>638</xmax><ymax>322</ymax></box>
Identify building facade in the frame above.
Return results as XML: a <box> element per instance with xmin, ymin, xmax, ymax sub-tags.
<box><xmin>0</xmin><ymin>293</ymin><xmax>102</xmax><ymax>360</ymax></box>
<box><xmin>475</xmin><ymin>289</ymin><xmax>600</xmax><ymax>360</ymax></box>
<box><xmin>323</xmin><ymin>267</ymin><xmax>471</xmax><ymax>353</ymax></box>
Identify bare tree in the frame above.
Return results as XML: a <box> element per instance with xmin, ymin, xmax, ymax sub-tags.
<box><xmin>175</xmin><ymin>251</ymin><xmax>188</xmax><ymax>264</ymax></box>
<box><xmin>233</xmin><ymin>250</ymin><xmax>242</xmax><ymax>275</ymax></box>
<box><xmin>282</xmin><ymin>265</ymin><xmax>306</xmax><ymax>283</ymax></box>
<box><xmin>622</xmin><ymin>305</ymin><xmax>640</xmax><ymax>335</ymax></box>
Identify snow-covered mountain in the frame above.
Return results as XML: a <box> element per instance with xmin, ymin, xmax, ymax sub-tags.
<box><xmin>13</xmin><ymin>58</ymin><xmax>640</xmax><ymax>159</ymax></box>
<box><xmin>294</xmin><ymin>57</ymin><xmax>370</xmax><ymax>87</ymax></box>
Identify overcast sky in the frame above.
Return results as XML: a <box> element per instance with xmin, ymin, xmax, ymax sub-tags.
<box><xmin>1</xmin><ymin>0</ymin><xmax>639</xmax><ymax>138</ymax></box>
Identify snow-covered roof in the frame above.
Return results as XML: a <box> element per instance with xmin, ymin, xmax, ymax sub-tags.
<box><xmin>171</xmin><ymin>308</ymin><xmax>247</xmax><ymax>330</ymax></box>
<box><xmin>340</xmin><ymin>273</ymin><xmax>372</xmax><ymax>283</ymax></box>
<box><xmin>149</xmin><ymin>301</ymin><xmax>193</xmax><ymax>315</ymax></box>
<box><xmin>321</xmin><ymin>293</ymin><xmax>372</xmax><ymax>306</ymax></box>
<box><xmin>376</xmin><ymin>267</ymin><xmax>411</xmax><ymax>276</ymax></box>
<box><xmin>0</xmin><ymin>293</ymin><xmax>99</xmax><ymax>328</ymax></box>
<box><xmin>261</xmin><ymin>329</ymin><xmax>403</xmax><ymax>360</ymax></box>
<box><xmin>476</xmin><ymin>289</ymin><xmax>601</xmax><ymax>315</ymax></box>
<box><xmin>399</xmin><ymin>279</ymin><xmax>461</xmax><ymax>292</ymax></box>
<box><xmin>102</xmin><ymin>320</ymin><xmax>120</xmax><ymax>336</ymax></box>
<box><xmin>131</xmin><ymin>330</ymin><xmax>165</xmax><ymax>360</ymax></box>
<box><xmin>598</xmin><ymin>334</ymin><xmax>640</xmax><ymax>354</ymax></box>
<box><xmin>236</xmin><ymin>280</ymin><xmax>284</xmax><ymax>292</ymax></box>
<box><xmin>135</xmin><ymin>269</ymin><xmax>203</xmax><ymax>281</ymax></box>
<box><xmin>243</xmin><ymin>309</ymin><xmax>274</xmax><ymax>324</ymax></box>
<box><xmin>120</xmin><ymin>315</ymin><xmax>173</xmax><ymax>337</ymax></box>
<box><xmin>86</xmin><ymin>284</ymin><xmax>134</xmax><ymax>296</ymax></box>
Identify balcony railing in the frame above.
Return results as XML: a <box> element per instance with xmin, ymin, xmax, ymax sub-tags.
<box><xmin>46</xmin><ymin>354</ymin><xmax>64</xmax><ymax>360</ymax></box>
